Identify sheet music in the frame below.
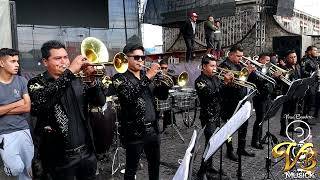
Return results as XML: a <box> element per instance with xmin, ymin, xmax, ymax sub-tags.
<box><xmin>204</xmin><ymin>101</ymin><xmax>252</xmax><ymax>161</ymax></box>
<box><xmin>233</xmin><ymin>89</ymin><xmax>256</xmax><ymax>116</ymax></box>
<box><xmin>173</xmin><ymin>130</ymin><xmax>197</xmax><ymax>180</ymax></box>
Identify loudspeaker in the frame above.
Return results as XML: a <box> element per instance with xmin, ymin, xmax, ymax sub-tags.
<box><xmin>265</xmin><ymin>0</ymin><xmax>295</xmax><ymax>17</ymax></box>
<box><xmin>272</xmin><ymin>35</ymin><xmax>302</xmax><ymax>61</ymax></box>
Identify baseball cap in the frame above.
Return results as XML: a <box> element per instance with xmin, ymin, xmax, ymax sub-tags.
<box><xmin>190</xmin><ymin>12</ymin><xmax>198</xmax><ymax>17</ymax></box>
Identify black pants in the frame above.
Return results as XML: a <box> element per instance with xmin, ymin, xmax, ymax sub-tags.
<box><xmin>314</xmin><ymin>92</ymin><xmax>320</xmax><ymax>117</ymax></box>
<box><xmin>280</xmin><ymin>98</ymin><xmax>298</xmax><ymax>132</ymax></box>
<box><xmin>214</xmin><ymin>40</ymin><xmax>221</xmax><ymax>51</ymax></box>
<box><xmin>49</xmin><ymin>149</ymin><xmax>97</xmax><ymax>180</ymax></box>
<box><xmin>183</xmin><ymin>36</ymin><xmax>194</xmax><ymax>62</ymax></box>
<box><xmin>226</xmin><ymin>120</ymin><xmax>249</xmax><ymax>153</ymax></box>
<box><xmin>162</xmin><ymin>110</ymin><xmax>176</xmax><ymax>130</ymax></box>
<box><xmin>252</xmin><ymin>99</ymin><xmax>271</xmax><ymax>144</ymax></box>
<box><xmin>198</xmin><ymin>120</ymin><xmax>219</xmax><ymax>175</ymax></box>
<box><xmin>124</xmin><ymin>129</ymin><xmax>160</xmax><ymax>180</ymax></box>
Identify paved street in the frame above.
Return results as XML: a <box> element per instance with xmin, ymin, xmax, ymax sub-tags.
<box><xmin>96</xmin><ymin>104</ymin><xmax>320</xmax><ymax>180</ymax></box>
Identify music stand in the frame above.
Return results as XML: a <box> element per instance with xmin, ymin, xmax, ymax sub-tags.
<box><xmin>172</xmin><ymin>127</ymin><xmax>205</xmax><ymax>180</ymax></box>
<box><xmin>233</xmin><ymin>89</ymin><xmax>257</xmax><ymax>180</ymax></box>
<box><xmin>188</xmin><ymin>126</ymin><xmax>205</xmax><ymax>180</ymax></box>
<box><xmin>110</xmin><ymin>98</ymin><xmax>126</xmax><ymax>176</ymax></box>
<box><xmin>202</xmin><ymin>89</ymin><xmax>256</xmax><ymax>180</ymax></box>
<box><xmin>259</xmin><ymin>95</ymin><xmax>287</xmax><ymax>180</ymax></box>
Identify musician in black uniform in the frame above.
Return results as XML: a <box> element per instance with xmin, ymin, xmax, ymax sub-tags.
<box><xmin>219</xmin><ymin>45</ymin><xmax>257</xmax><ymax>161</ymax></box>
<box><xmin>249</xmin><ymin>53</ymin><xmax>279</xmax><ymax>149</ymax></box>
<box><xmin>280</xmin><ymin>50</ymin><xmax>302</xmax><ymax>136</ymax></box>
<box><xmin>153</xmin><ymin>60</ymin><xmax>176</xmax><ymax>132</ymax></box>
<box><xmin>302</xmin><ymin>46</ymin><xmax>319</xmax><ymax>119</ymax></box>
<box><xmin>112</xmin><ymin>42</ymin><xmax>161</xmax><ymax>180</ymax></box>
<box><xmin>195</xmin><ymin>54</ymin><xmax>233</xmax><ymax>179</ymax></box>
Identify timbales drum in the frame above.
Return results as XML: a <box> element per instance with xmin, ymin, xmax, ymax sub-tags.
<box><xmin>89</xmin><ymin>97</ymin><xmax>118</xmax><ymax>154</ymax></box>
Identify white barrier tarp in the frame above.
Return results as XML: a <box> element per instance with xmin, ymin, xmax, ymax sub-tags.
<box><xmin>0</xmin><ymin>0</ymin><xmax>12</xmax><ymax>48</ymax></box>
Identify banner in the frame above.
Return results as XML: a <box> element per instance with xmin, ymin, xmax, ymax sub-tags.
<box><xmin>0</xmin><ymin>0</ymin><xmax>12</xmax><ymax>48</ymax></box>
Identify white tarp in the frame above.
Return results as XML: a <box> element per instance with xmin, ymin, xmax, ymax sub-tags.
<box><xmin>0</xmin><ymin>0</ymin><xmax>12</xmax><ymax>48</ymax></box>
<box><xmin>204</xmin><ymin>101</ymin><xmax>252</xmax><ymax>161</ymax></box>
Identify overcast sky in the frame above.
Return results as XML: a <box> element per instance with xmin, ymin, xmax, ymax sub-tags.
<box><xmin>142</xmin><ymin>0</ymin><xmax>320</xmax><ymax>48</ymax></box>
<box><xmin>294</xmin><ymin>0</ymin><xmax>320</xmax><ymax>17</ymax></box>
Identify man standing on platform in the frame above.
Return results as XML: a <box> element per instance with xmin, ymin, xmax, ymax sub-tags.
<box><xmin>204</xmin><ymin>15</ymin><xmax>217</xmax><ymax>55</ymax></box>
<box><xmin>180</xmin><ymin>12</ymin><xmax>198</xmax><ymax>62</ymax></box>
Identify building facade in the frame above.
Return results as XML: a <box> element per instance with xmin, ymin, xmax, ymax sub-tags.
<box><xmin>17</xmin><ymin>0</ymin><xmax>140</xmax><ymax>76</ymax></box>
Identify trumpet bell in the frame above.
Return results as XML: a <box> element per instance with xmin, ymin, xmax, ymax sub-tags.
<box><xmin>177</xmin><ymin>71</ymin><xmax>189</xmax><ymax>87</ymax></box>
<box><xmin>81</xmin><ymin>37</ymin><xmax>109</xmax><ymax>63</ymax></box>
<box><xmin>238</xmin><ymin>68</ymin><xmax>249</xmax><ymax>81</ymax></box>
<box><xmin>113</xmin><ymin>52</ymin><xmax>128</xmax><ymax>73</ymax></box>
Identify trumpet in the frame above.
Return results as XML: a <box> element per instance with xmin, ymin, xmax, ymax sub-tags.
<box><xmin>267</xmin><ymin>63</ymin><xmax>292</xmax><ymax>86</ymax></box>
<box><xmin>140</xmin><ymin>64</ymin><xmax>174</xmax><ymax>88</ymax></box>
<box><xmin>214</xmin><ymin>67</ymin><xmax>257</xmax><ymax>89</ymax></box>
<box><xmin>241</xmin><ymin>56</ymin><xmax>277</xmax><ymax>86</ymax></box>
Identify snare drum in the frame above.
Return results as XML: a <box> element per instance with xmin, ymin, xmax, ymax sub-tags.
<box><xmin>171</xmin><ymin>91</ymin><xmax>197</xmax><ymax>110</ymax></box>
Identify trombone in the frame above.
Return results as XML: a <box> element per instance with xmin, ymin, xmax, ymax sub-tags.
<box><xmin>214</xmin><ymin>67</ymin><xmax>257</xmax><ymax>89</ymax></box>
<box><xmin>241</xmin><ymin>56</ymin><xmax>277</xmax><ymax>86</ymax></box>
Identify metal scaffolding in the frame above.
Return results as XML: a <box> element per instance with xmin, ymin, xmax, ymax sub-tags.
<box><xmin>255</xmin><ymin>0</ymin><xmax>266</xmax><ymax>55</ymax></box>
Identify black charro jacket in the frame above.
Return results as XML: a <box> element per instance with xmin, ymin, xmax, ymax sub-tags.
<box><xmin>27</xmin><ymin>69</ymin><xmax>105</xmax><ymax>167</ymax></box>
<box><xmin>112</xmin><ymin>70</ymin><xmax>159</xmax><ymax>144</ymax></box>
<box><xmin>195</xmin><ymin>73</ymin><xmax>223</xmax><ymax>124</ymax></box>
<box><xmin>219</xmin><ymin>58</ymin><xmax>258</xmax><ymax>120</ymax></box>
<box><xmin>302</xmin><ymin>55</ymin><xmax>319</xmax><ymax>78</ymax></box>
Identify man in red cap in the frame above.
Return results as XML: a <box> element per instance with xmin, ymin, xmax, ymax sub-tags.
<box><xmin>180</xmin><ymin>11</ymin><xmax>198</xmax><ymax>62</ymax></box>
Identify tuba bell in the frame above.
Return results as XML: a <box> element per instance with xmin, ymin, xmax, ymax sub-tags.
<box><xmin>177</xmin><ymin>71</ymin><xmax>189</xmax><ymax>87</ymax></box>
<box><xmin>79</xmin><ymin>37</ymin><xmax>128</xmax><ymax>77</ymax></box>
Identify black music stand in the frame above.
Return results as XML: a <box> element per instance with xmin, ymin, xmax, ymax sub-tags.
<box><xmin>259</xmin><ymin>95</ymin><xmax>288</xmax><ymax>180</ymax></box>
<box><xmin>109</xmin><ymin>97</ymin><xmax>127</xmax><ymax>176</ymax></box>
<box><xmin>233</xmin><ymin>89</ymin><xmax>257</xmax><ymax>180</ymax></box>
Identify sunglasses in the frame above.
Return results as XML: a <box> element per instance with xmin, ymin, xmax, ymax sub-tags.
<box><xmin>128</xmin><ymin>55</ymin><xmax>146</xmax><ymax>61</ymax></box>
<box><xmin>161</xmin><ymin>67</ymin><xmax>168</xmax><ymax>70</ymax></box>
